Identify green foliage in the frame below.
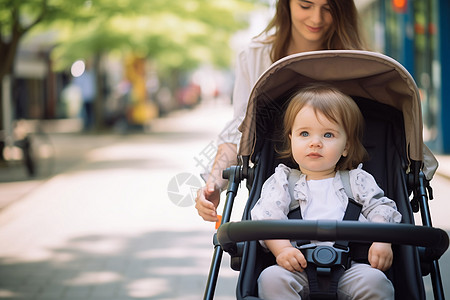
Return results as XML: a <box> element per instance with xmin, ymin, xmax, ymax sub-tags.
<box><xmin>18</xmin><ymin>0</ymin><xmax>260</xmax><ymax>72</ymax></box>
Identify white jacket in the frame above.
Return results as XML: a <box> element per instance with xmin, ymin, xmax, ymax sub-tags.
<box><xmin>217</xmin><ymin>38</ymin><xmax>272</xmax><ymax>146</ymax></box>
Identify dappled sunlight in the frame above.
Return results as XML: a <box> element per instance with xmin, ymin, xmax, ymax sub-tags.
<box><xmin>69</xmin><ymin>237</ymin><xmax>128</xmax><ymax>255</ymax></box>
<box><xmin>83</xmin><ymin>139</ymin><xmax>174</xmax><ymax>164</ymax></box>
<box><xmin>0</xmin><ymin>289</ymin><xmax>17</xmax><ymax>297</ymax></box>
<box><xmin>152</xmin><ymin>263</ymin><xmax>238</xmax><ymax>278</ymax></box>
<box><xmin>127</xmin><ymin>277</ymin><xmax>170</xmax><ymax>298</ymax></box>
<box><xmin>64</xmin><ymin>271</ymin><xmax>123</xmax><ymax>286</ymax></box>
<box><xmin>150</xmin><ymin>266</ymin><xmax>217</xmax><ymax>276</ymax></box>
<box><xmin>0</xmin><ymin>248</ymin><xmax>60</xmax><ymax>264</ymax></box>
<box><xmin>0</xmin><ymin>230</ymin><xmax>237</xmax><ymax>299</ymax></box>
<box><xmin>136</xmin><ymin>247</ymin><xmax>212</xmax><ymax>259</ymax></box>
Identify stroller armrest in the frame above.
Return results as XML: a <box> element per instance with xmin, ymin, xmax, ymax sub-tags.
<box><xmin>216</xmin><ymin>220</ymin><xmax>449</xmax><ymax>260</ymax></box>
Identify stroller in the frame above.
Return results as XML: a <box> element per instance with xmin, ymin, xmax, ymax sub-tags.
<box><xmin>203</xmin><ymin>50</ymin><xmax>449</xmax><ymax>300</ymax></box>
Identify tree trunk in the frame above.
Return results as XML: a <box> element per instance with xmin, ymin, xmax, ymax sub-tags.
<box><xmin>0</xmin><ymin>20</ymin><xmax>23</xmax><ymax>131</ymax></box>
<box><xmin>93</xmin><ymin>53</ymin><xmax>105</xmax><ymax>131</ymax></box>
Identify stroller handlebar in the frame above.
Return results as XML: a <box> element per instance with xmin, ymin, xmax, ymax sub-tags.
<box><xmin>217</xmin><ymin>220</ymin><xmax>449</xmax><ymax>259</ymax></box>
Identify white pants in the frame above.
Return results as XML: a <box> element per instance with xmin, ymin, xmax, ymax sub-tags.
<box><xmin>258</xmin><ymin>262</ymin><xmax>394</xmax><ymax>300</ymax></box>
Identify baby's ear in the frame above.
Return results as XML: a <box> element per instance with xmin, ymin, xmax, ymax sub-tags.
<box><xmin>342</xmin><ymin>145</ymin><xmax>349</xmax><ymax>157</ymax></box>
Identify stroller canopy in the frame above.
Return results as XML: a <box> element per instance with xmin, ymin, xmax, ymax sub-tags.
<box><xmin>238</xmin><ymin>50</ymin><xmax>437</xmax><ymax>177</ymax></box>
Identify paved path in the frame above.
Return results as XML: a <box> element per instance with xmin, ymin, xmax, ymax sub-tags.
<box><xmin>0</xmin><ymin>101</ymin><xmax>246</xmax><ymax>299</ymax></box>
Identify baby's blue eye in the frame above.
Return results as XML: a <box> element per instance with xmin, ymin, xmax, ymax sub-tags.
<box><xmin>324</xmin><ymin>132</ymin><xmax>334</xmax><ymax>138</ymax></box>
<box><xmin>300</xmin><ymin>131</ymin><xmax>309</xmax><ymax>137</ymax></box>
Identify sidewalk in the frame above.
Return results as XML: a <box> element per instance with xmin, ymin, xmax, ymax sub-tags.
<box><xmin>0</xmin><ymin>133</ymin><xmax>121</xmax><ymax>211</ymax></box>
<box><xmin>0</xmin><ymin>102</ymin><xmax>243</xmax><ymax>300</ymax></box>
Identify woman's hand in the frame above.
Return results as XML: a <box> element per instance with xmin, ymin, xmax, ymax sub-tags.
<box><xmin>194</xmin><ymin>143</ymin><xmax>237</xmax><ymax>222</ymax></box>
<box><xmin>195</xmin><ymin>182</ymin><xmax>221</xmax><ymax>222</ymax></box>
<box><xmin>368</xmin><ymin>242</ymin><xmax>393</xmax><ymax>271</ymax></box>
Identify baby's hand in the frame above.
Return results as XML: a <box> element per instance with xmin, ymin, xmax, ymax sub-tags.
<box><xmin>276</xmin><ymin>247</ymin><xmax>307</xmax><ymax>272</ymax></box>
<box><xmin>368</xmin><ymin>242</ymin><xmax>393</xmax><ymax>271</ymax></box>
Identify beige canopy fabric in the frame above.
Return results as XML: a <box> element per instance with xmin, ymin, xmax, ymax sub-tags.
<box><xmin>238</xmin><ymin>50</ymin><xmax>438</xmax><ymax>179</ymax></box>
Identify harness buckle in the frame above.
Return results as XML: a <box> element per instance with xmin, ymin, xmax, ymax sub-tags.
<box><xmin>297</xmin><ymin>244</ymin><xmax>351</xmax><ymax>270</ymax></box>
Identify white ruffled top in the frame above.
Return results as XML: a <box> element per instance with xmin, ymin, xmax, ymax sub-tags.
<box><xmin>251</xmin><ymin>163</ymin><xmax>402</xmax><ymax>224</ymax></box>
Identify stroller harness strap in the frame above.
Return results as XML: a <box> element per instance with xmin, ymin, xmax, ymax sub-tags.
<box><xmin>287</xmin><ymin>170</ymin><xmax>368</xmax><ymax>299</ymax></box>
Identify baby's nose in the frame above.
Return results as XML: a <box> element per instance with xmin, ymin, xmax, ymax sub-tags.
<box><xmin>309</xmin><ymin>137</ymin><xmax>323</xmax><ymax>148</ymax></box>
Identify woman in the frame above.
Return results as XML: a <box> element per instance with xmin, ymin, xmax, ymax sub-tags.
<box><xmin>195</xmin><ymin>0</ymin><xmax>365</xmax><ymax>222</ymax></box>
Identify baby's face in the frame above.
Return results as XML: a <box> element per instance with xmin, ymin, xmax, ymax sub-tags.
<box><xmin>289</xmin><ymin>105</ymin><xmax>348</xmax><ymax>180</ymax></box>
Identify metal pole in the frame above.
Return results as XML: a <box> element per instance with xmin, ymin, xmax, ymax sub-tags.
<box><xmin>203</xmin><ymin>166</ymin><xmax>242</xmax><ymax>300</ymax></box>
<box><xmin>417</xmin><ymin>172</ymin><xmax>445</xmax><ymax>300</ymax></box>
<box><xmin>203</xmin><ymin>242</ymin><xmax>224</xmax><ymax>300</ymax></box>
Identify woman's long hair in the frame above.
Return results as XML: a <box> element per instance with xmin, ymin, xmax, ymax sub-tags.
<box><xmin>259</xmin><ymin>0</ymin><xmax>366</xmax><ymax>62</ymax></box>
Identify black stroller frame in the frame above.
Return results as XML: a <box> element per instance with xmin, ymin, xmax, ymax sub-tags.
<box><xmin>203</xmin><ymin>51</ymin><xmax>449</xmax><ymax>300</ymax></box>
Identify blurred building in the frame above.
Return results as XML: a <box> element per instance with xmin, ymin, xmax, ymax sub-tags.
<box><xmin>358</xmin><ymin>0</ymin><xmax>450</xmax><ymax>154</ymax></box>
<box><xmin>13</xmin><ymin>36</ymin><xmax>60</xmax><ymax>121</ymax></box>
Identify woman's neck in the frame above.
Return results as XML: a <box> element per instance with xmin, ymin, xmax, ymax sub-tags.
<box><xmin>287</xmin><ymin>37</ymin><xmax>325</xmax><ymax>55</ymax></box>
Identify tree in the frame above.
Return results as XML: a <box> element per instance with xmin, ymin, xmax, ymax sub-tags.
<box><xmin>1</xmin><ymin>0</ymin><xmax>261</xmax><ymax>128</ymax></box>
<box><xmin>47</xmin><ymin>0</ymin><xmax>256</xmax><ymax>71</ymax></box>
<box><xmin>0</xmin><ymin>0</ymin><xmax>90</xmax><ymax>128</ymax></box>
<box><xmin>1</xmin><ymin>0</ymin><xmax>45</xmax><ymax>81</ymax></box>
